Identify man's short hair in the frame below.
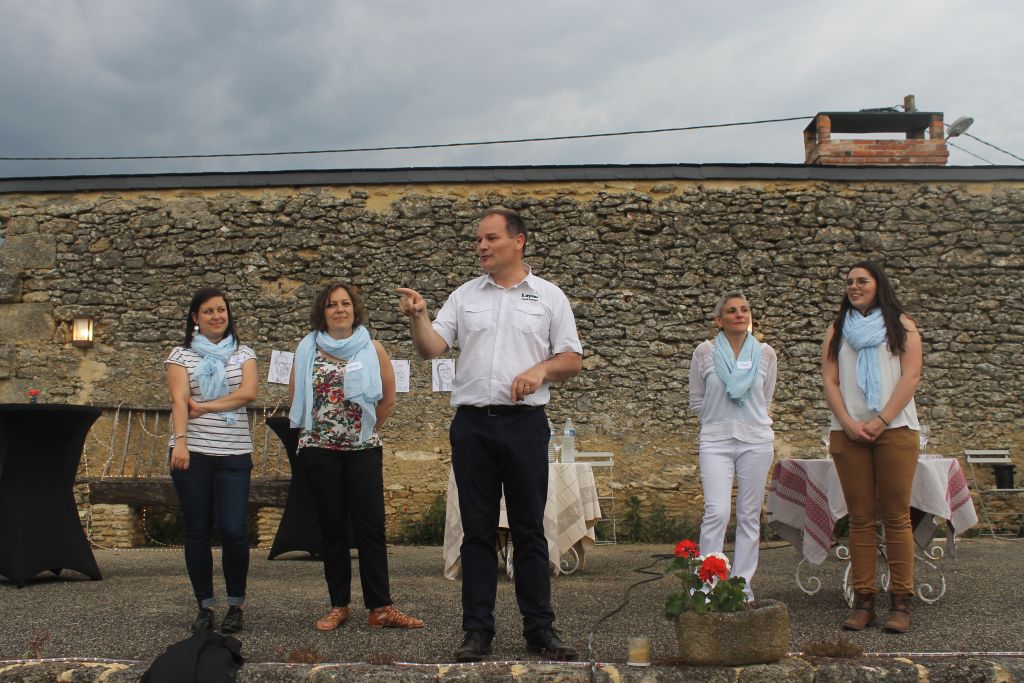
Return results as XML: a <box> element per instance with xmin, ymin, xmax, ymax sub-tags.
<box><xmin>482</xmin><ymin>208</ymin><xmax>528</xmax><ymax>252</ymax></box>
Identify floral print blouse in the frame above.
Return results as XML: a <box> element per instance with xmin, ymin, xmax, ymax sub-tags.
<box><xmin>298</xmin><ymin>351</ymin><xmax>382</xmax><ymax>451</ymax></box>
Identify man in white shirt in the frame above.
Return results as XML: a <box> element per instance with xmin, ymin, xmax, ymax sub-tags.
<box><xmin>397</xmin><ymin>209</ymin><xmax>583</xmax><ymax>662</ymax></box>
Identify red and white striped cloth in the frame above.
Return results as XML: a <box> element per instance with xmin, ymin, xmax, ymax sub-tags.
<box><xmin>766</xmin><ymin>457</ymin><xmax>977</xmax><ymax>565</ymax></box>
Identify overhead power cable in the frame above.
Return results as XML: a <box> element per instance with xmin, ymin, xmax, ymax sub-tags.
<box><xmin>947</xmin><ymin>141</ymin><xmax>994</xmax><ymax>165</ymax></box>
<box><xmin>0</xmin><ymin>115</ymin><xmax>813</xmax><ymax>162</ymax></box>
<box><xmin>962</xmin><ymin>132</ymin><xmax>1024</xmax><ymax>164</ymax></box>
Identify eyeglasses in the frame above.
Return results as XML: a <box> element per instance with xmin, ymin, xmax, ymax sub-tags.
<box><xmin>845</xmin><ymin>277</ymin><xmax>873</xmax><ymax>288</ymax></box>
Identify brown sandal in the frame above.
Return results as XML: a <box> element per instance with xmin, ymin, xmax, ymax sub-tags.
<box><xmin>315</xmin><ymin>607</ymin><xmax>350</xmax><ymax>631</ymax></box>
<box><xmin>368</xmin><ymin>605</ymin><xmax>425</xmax><ymax>629</ymax></box>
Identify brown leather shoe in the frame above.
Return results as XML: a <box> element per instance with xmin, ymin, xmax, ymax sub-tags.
<box><xmin>883</xmin><ymin>593</ymin><xmax>911</xmax><ymax>633</ymax></box>
<box><xmin>842</xmin><ymin>591</ymin><xmax>875</xmax><ymax>630</ymax></box>
<box><xmin>368</xmin><ymin>605</ymin><xmax>425</xmax><ymax>629</ymax></box>
<box><xmin>315</xmin><ymin>607</ymin><xmax>350</xmax><ymax>631</ymax></box>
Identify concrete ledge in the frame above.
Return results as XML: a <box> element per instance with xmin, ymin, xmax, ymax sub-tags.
<box><xmin>1</xmin><ymin>657</ymin><xmax>1022</xmax><ymax>682</ymax></box>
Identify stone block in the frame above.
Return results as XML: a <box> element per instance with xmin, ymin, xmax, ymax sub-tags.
<box><xmin>0</xmin><ymin>345</ymin><xmax>11</xmax><ymax>380</ymax></box>
<box><xmin>0</xmin><ymin>250</ymin><xmax>21</xmax><ymax>303</ymax></box>
<box><xmin>256</xmin><ymin>506</ymin><xmax>283</xmax><ymax>548</ymax></box>
<box><xmin>5</xmin><ymin>215</ymin><xmax>39</xmax><ymax>235</ymax></box>
<box><xmin>3</xmin><ymin>233</ymin><xmax>56</xmax><ymax>269</ymax></box>
<box><xmin>89</xmin><ymin>503</ymin><xmax>139</xmax><ymax>549</ymax></box>
<box><xmin>0</xmin><ymin>302</ymin><xmax>55</xmax><ymax>341</ymax></box>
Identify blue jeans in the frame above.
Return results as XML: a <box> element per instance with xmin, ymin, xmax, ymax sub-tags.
<box><xmin>170</xmin><ymin>451</ymin><xmax>252</xmax><ymax>608</ymax></box>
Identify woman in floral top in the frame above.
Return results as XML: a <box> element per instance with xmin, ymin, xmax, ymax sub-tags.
<box><xmin>289</xmin><ymin>282</ymin><xmax>424</xmax><ymax>631</ymax></box>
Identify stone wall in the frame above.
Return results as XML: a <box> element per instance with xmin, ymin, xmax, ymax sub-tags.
<box><xmin>2</xmin><ymin>177</ymin><xmax>1022</xmax><ymax>533</ymax></box>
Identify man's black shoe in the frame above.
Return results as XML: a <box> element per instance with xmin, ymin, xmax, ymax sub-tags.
<box><xmin>220</xmin><ymin>605</ymin><xmax>244</xmax><ymax>634</ymax></box>
<box><xmin>525</xmin><ymin>627</ymin><xmax>578</xmax><ymax>660</ymax></box>
<box><xmin>455</xmin><ymin>630</ymin><xmax>493</xmax><ymax>662</ymax></box>
<box><xmin>190</xmin><ymin>608</ymin><xmax>215</xmax><ymax>633</ymax></box>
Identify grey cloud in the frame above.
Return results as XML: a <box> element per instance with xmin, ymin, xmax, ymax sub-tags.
<box><xmin>1</xmin><ymin>0</ymin><xmax>1021</xmax><ymax>177</ymax></box>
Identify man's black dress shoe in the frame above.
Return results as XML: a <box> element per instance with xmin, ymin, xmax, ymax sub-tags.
<box><xmin>455</xmin><ymin>630</ymin><xmax>493</xmax><ymax>662</ymax></box>
<box><xmin>525</xmin><ymin>627</ymin><xmax>578</xmax><ymax>660</ymax></box>
<box><xmin>191</xmin><ymin>608</ymin><xmax>215</xmax><ymax>633</ymax></box>
<box><xmin>220</xmin><ymin>605</ymin><xmax>244</xmax><ymax>634</ymax></box>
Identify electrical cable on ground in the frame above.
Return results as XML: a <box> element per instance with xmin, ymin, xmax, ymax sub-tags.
<box><xmin>584</xmin><ymin>553</ymin><xmax>673</xmax><ymax>681</ymax></box>
<box><xmin>0</xmin><ymin>116</ymin><xmax>813</xmax><ymax>162</ymax></box>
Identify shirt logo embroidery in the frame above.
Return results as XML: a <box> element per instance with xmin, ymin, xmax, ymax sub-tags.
<box><xmin>520</xmin><ymin>292</ymin><xmax>540</xmax><ymax>302</ymax></box>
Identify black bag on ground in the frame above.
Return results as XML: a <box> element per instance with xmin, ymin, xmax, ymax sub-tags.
<box><xmin>141</xmin><ymin>629</ymin><xmax>243</xmax><ymax>683</ymax></box>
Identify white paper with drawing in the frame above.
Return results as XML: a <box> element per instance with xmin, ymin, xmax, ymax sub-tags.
<box><xmin>391</xmin><ymin>360</ymin><xmax>410</xmax><ymax>393</ymax></box>
<box><xmin>268</xmin><ymin>350</ymin><xmax>294</xmax><ymax>385</ymax></box>
<box><xmin>432</xmin><ymin>359</ymin><xmax>455</xmax><ymax>392</ymax></box>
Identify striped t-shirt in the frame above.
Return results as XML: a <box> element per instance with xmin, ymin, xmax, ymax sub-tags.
<box><xmin>165</xmin><ymin>344</ymin><xmax>257</xmax><ymax>456</ymax></box>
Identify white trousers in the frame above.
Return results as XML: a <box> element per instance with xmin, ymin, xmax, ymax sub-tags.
<box><xmin>698</xmin><ymin>438</ymin><xmax>774</xmax><ymax>599</ymax></box>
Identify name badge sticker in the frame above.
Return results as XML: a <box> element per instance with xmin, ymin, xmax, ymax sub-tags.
<box><xmin>736</xmin><ymin>360</ymin><xmax>753</xmax><ymax>370</ymax></box>
<box><xmin>345</xmin><ymin>360</ymin><xmax>364</xmax><ymax>373</ymax></box>
<box><xmin>520</xmin><ymin>292</ymin><xmax>540</xmax><ymax>302</ymax></box>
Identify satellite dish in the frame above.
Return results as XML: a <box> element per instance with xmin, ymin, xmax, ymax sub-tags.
<box><xmin>946</xmin><ymin>116</ymin><xmax>974</xmax><ymax>138</ymax></box>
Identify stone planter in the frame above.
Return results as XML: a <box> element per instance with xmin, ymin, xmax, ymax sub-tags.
<box><xmin>673</xmin><ymin>599</ymin><xmax>789</xmax><ymax>666</ymax></box>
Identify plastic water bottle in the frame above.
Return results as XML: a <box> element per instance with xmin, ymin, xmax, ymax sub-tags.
<box><xmin>561</xmin><ymin>418</ymin><xmax>577</xmax><ymax>464</ymax></box>
<box><xmin>547</xmin><ymin>420</ymin><xmax>558</xmax><ymax>463</ymax></box>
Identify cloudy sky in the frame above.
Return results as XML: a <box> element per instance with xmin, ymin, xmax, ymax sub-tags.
<box><xmin>1</xmin><ymin>0</ymin><xmax>1021</xmax><ymax>178</ymax></box>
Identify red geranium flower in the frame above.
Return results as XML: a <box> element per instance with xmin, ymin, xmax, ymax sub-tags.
<box><xmin>698</xmin><ymin>555</ymin><xmax>729</xmax><ymax>583</ymax></box>
<box><xmin>674</xmin><ymin>539</ymin><xmax>699</xmax><ymax>558</ymax></box>
<box><xmin>28</xmin><ymin>389</ymin><xmax>41</xmax><ymax>397</ymax></box>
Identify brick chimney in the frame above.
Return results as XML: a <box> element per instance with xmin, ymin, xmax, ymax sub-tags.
<box><xmin>804</xmin><ymin>104</ymin><xmax>948</xmax><ymax>166</ymax></box>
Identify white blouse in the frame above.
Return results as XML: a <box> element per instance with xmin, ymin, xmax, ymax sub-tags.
<box><xmin>830</xmin><ymin>338</ymin><xmax>919</xmax><ymax>432</ymax></box>
<box><xmin>688</xmin><ymin>339</ymin><xmax>777</xmax><ymax>444</ymax></box>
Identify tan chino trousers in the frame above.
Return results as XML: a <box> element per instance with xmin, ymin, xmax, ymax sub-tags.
<box><xmin>829</xmin><ymin>426</ymin><xmax>919</xmax><ymax>594</ymax></box>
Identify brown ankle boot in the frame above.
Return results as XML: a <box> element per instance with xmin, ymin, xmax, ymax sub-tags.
<box><xmin>842</xmin><ymin>591</ymin><xmax>875</xmax><ymax>630</ymax></box>
<box><xmin>883</xmin><ymin>593</ymin><xmax>911</xmax><ymax>633</ymax></box>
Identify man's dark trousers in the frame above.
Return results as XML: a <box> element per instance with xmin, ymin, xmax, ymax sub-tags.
<box><xmin>451</xmin><ymin>406</ymin><xmax>553</xmax><ymax>636</ymax></box>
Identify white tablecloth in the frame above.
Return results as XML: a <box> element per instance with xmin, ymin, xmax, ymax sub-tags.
<box><xmin>443</xmin><ymin>462</ymin><xmax>602</xmax><ymax>579</ymax></box>
<box><xmin>766</xmin><ymin>456</ymin><xmax>978</xmax><ymax>565</ymax></box>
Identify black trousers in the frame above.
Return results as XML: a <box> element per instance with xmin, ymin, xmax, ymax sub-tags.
<box><xmin>451</xmin><ymin>406</ymin><xmax>553</xmax><ymax>636</ymax></box>
<box><xmin>298</xmin><ymin>445</ymin><xmax>392</xmax><ymax>609</ymax></box>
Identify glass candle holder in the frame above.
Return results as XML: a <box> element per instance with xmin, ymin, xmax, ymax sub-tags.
<box><xmin>626</xmin><ymin>636</ymin><xmax>650</xmax><ymax>666</ymax></box>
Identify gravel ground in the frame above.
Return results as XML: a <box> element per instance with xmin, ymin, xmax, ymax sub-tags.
<box><xmin>1</xmin><ymin>538</ymin><xmax>1022</xmax><ymax>665</ymax></box>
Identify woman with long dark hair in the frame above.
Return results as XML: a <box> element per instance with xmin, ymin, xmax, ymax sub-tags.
<box><xmin>289</xmin><ymin>282</ymin><xmax>423</xmax><ymax>631</ymax></box>
<box><xmin>166</xmin><ymin>287</ymin><xmax>258</xmax><ymax>634</ymax></box>
<box><xmin>822</xmin><ymin>261</ymin><xmax>921</xmax><ymax>633</ymax></box>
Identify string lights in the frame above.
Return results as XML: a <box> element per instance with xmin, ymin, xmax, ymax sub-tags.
<box><xmin>79</xmin><ymin>402</ymin><xmax>290</xmax><ymax>548</ymax></box>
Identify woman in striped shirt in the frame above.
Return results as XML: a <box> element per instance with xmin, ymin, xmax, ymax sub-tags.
<box><xmin>165</xmin><ymin>287</ymin><xmax>258</xmax><ymax>635</ymax></box>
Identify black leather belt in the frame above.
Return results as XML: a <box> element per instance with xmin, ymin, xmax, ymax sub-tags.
<box><xmin>457</xmin><ymin>404</ymin><xmax>543</xmax><ymax>416</ymax></box>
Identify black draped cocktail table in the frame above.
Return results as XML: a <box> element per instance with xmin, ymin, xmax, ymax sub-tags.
<box><xmin>265</xmin><ymin>417</ymin><xmax>323</xmax><ymax>559</ymax></box>
<box><xmin>0</xmin><ymin>404</ymin><xmax>103</xmax><ymax>587</ymax></box>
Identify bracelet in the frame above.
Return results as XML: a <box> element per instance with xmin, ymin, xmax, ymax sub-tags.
<box><xmin>175</xmin><ymin>432</ymin><xmax>187</xmax><ymax>439</ymax></box>
<box><xmin>877</xmin><ymin>415</ymin><xmax>889</xmax><ymax>426</ymax></box>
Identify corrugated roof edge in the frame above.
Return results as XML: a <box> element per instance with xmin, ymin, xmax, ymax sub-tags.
<box><xmin>1</xmin><ymin>163</ymin><xmax>1023</xmax><ymax>194</ymax></box>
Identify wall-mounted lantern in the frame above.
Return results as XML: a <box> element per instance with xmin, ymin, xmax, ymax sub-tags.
<box><xmin>72</xmin><ymin>317</ymin><xmax>94</xmax><ymax>348</ymax></box>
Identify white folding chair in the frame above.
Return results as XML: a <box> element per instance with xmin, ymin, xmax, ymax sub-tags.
<box><xmin>965</xmin><ymin>449</ymin><xmax>1023</xmax><ymax>537</ymax></box>
<box><xmin>574</xmin><ymin>451</ymin><xmax>617</xmax><ymax>544</ymax></box>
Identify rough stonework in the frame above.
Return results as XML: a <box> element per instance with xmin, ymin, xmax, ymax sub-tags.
<box><xmin>1</xmin><ymin>177</ymin><xmax>1022</xmax><ymax>534</ymax></box>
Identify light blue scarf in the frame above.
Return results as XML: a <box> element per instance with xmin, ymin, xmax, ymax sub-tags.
<box><xmin>288</xmin><ymin>326</ymin><xmax>383</xmax><ymax>445</ymax></box>
<box><xmin>713</xmin><ymin>331</ymin><xmax>762</xmax><ymax>406</ymax></box>
<box><xmin>190</xmin><ymin>334</ymin><xmax>238</xmax><ymax>425</ymax></box>
<box><xmin>842</xmin><ymin>308</ymin><xmax>888</xmax><ymax>413</ymax></box>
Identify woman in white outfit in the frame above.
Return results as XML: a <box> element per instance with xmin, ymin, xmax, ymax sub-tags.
<box><xmin>688</xmin><ymin>291</ymin><xmax>777</xmax><ymax>599</ymax></box>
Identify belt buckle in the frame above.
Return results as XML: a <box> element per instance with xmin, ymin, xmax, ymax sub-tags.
<box><xmin>485</xmin><ymin>405</ymin><xmax>503</xmax><ymax>417</ymax></box>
